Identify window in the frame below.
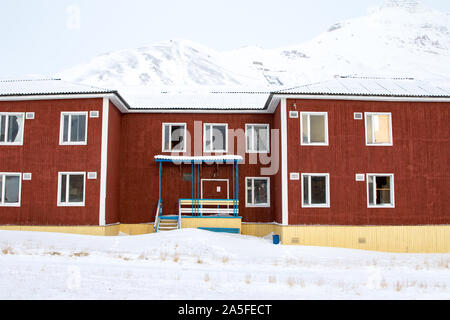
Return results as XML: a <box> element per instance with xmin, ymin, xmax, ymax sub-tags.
<box><xmin>365</xmin><ymin>113</ymin><xmax>392</xmax><ymax>145</ymax></box>
<box><xmin>162</xmin><ymin>123</ymin><xmax>186</xmax><ymax>152</ymax></box>
<box><xmin>0</xmin><ymin>173</ymin><xmax>21</xmax><ymax>206</ymax></box>
<box><xmin>302</xmin><ymin>173</ymin><xmax>330</xmax><ymax>207</ymax></box>
<box><xmin>58</xmin><ymin>172</ymin><xmax>86</xmax><ymax>206</ymax></box>
<box><xmin>60</xmin><ymin>112</ymin><xmax>88</xmax><ymax>145</ymax></box>
<box><xmin>367</xmin><ymin>174</ymin><xmax>394</xmax><ymax>208</ymax></box>
<box><xmin>246</xmin><ymin>124</ymin><xmax>269</xmax><ymax>153</ymax></box>
<box><xmin>300</xmin><ymin>112</ymin><xmax>328</xmax><ymax>145</ymax></box>
<box><xmin>0</xmin><ymin>113</ymin><xmax>24</xmax><ymax>145</ymax></box>
<box><xmin>204</xmin><ymin>123</ymin><xmax>227</xmax><ymax>152</ymax></box>
<box><xmin>246</xmin><ymin>177</ymin><xmax>270</xmax><ymax>207</ymax></box>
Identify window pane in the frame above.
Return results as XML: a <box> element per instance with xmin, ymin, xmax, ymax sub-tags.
<box><xmin>0</xmin><ymin>175</ymin><xmax>3</xmax><ymax>203</ymax></box>
<box><xmin>0</xmin><ymin>115</ymin><xmax>6</xmax><ymax>142</ymax></box>
<box><xmin>254</xmin><ymin>179</ymin><xmax>268</xmax><ymax>204</ymax></box>
<box><xmin>366</xmin><ymin>115</ymin><xmax>373</xmax><ymax>144</ymax></box>
<box><xmin>212</xmin><ymin>125</ymin><xmax>226</xmax><ymax>151</ymax></box>
<box><xmin>303</xmin><ymin>175</ymin><xmax>309</xmax><ymax>205</ymax></box>
<box><xmin>255</xmin><ymin>126</ymin><xmax>268</xmax><ymax>151</ymax></box>
<box><xmin>310</xmin><ymin>115</ymin><xmax>325</xmax><ymax>143</ymax></box>
<box><xmin>170</xmin><ymin>125</ymin><xmax>184</xmax><ymax>151</ymax></box>
<box><xmin>368</xmin><ymin>176</ymin><xmax>374</xmax><ymax>205</ymax></box>
<box><xmin>70</xmin><ymin>115</ymin><xmax>79</xmax><ymax>142</ymax></box>
<box><xmin>70</xmin><ymin>115</ymin><xmax>86</xmax><ymax>142</ymax></box>
<box><xmin>376</xmin><ymin>176</ymin><xmax>391</xmax><ymax>205</ymax></box>
<box><xmin>246</xmin><ymin>127</ymin><xmax>252</xmax><ymax>151</ymax></box>
<box><xmin>163</xmin><ymin>125</ymin><xmax>170</xmax><ymax>150</ymax></box>
<box><xmin>311</xmin><ymin>176</ymin><xmax>326</xmax><ymax>204</ymax></box>
<box><xmin>60</xmin><ymin>174</ymin><xmax>67</xmax><ymax>203</ymax></box>
<box><xmin>7</xmin><ymin>115</ymin><xmax>23</xmax><ymax>143</ymax></box>
<box><xmin>68</xmin><ymin>174</ymin><xmax>84</xmax><ymax>203</ymax></box>
<box><xmin>302</xmin><ymin>115</ymin><xmax>308</xmax><ymax>144</ymax></box>
<box><xmin>63</xmin><ymin>115</ymin><xmax>69</xmax><ymax>142</ymax></box>
<box><xmin>373</xmin><ymin>115</ymin><xmax>390</xmax><ymax>143</ymax></box>
<box><xmin>77</xmin><ymin>115</ymin><xmax>86</xmax><ymax>142</ymax></box>
<box><xmin>205</xmin><ymin>125</ymin><xmax>211</xmax><ymax>151</ymax></box>
<box><xmin>4</xmin><ymin>175</ymin><xmax>20</xmax><ymax>203</ymax></box>
<box><xmin>247</xmin><ymin>179</ymin><xmax>253</xmax><ymax>205</ymax></box>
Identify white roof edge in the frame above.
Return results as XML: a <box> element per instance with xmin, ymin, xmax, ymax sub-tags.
<box><xmin>271</xmin><ymin>93</ymin><xmax>450</xmax><ymax>103</ymax></box>
<box><xmin>154</xmin><ymin>155</ymin><xmax>243</xmax><ymax>162</ymax></box>
<box><xmin>0</xmin><ymin>92</ymin><xmax>129</xmax><ymax>113</ymax></box>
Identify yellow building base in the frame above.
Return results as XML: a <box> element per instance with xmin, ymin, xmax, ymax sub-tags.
<box><xmin>0</xmin><ymin>224</ymin><xmax>120</xmax><ymax>236</ymax></box>
<box><xmin>242</xmin><ymin>223</ymin><xmax>450</xmax><ymax>253</ymax></box>
<box><xmin>0</xmin><ymin>222</ymin><xmax>449</xmax><ymax>253</ymax></box>
<box><xmin>180</xmin><ymin>216</ymin><xmax>242</xmax><ymax>231</ymax></box>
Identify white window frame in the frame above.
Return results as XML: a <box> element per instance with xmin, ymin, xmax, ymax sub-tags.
<box><xmin>300</xmin><ymin>112</ymin><xmax>329</xmax><ymax>146</ymax></box>
<box><xmin>57</xmin><ymin>172</ymin><xmax>86</xmax><ymax>207</ymax></box>
<box><xmin>0</xmin><ymin>112</ymin><xmax>25</xmax><ymax>146</ymax></box>
<box><xmin>245</xmin><ymin>177</ymin><xmax>270</xmax><ymax>208</ymax></box>
<box><xmin>301</xmin><ymin>173</ymin><xmax>330</xmax><ymax>208</ymax></box>
<box><xmin>59</xmin><ymin>112</ymin><xmax>88</xmax><ymax>146</ymax></box>
<box><xmin>0</xmin><ymin>172</ymin><xmax>22</xmax><ymax>207</ymax></box>
<box><xmin>245</xmin><ymin>123</ymin><xmax>270</xmax><ymax>153</ymax></box>
<box><xmin>203</xmin><ymin>123</ymin><xmax>228</xmax><ymax>153</ymax></box>
<box><xmin>366</xmin><ymin>173</ymin><xmax>395</xmax><ymax>208</ymax></box>
<box><xmin>162</xmin><ymin>123</ymin><xmax>187</xmax><ymax>152</ymax></box>
<box><xmin>364</xmin><ymin>112</ymin><xmax>393</xmax><ymax>146</ymax></box>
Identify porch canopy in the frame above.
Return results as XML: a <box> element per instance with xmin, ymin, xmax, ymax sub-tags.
<box><xmin>154</xmin><ymin>155</ymin><xmax>243</xmax><ymax>217</ymax></box>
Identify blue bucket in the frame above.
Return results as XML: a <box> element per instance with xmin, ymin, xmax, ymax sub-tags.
<box><xmin>272</xmin><ymin>234</ymin><xmax>280</xmax><ymax>245</ymax></box>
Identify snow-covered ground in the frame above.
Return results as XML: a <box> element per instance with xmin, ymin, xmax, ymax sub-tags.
<box><xmin>0</xmin><ymin>229</ymin><xmax>448</xmax><ymax>300</ymax></box>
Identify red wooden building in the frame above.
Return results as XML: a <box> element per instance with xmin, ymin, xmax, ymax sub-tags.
<box><xmin>0</xmin><ymin>77</ymin><xmax>449</xmax><ymax>252</ymax></box>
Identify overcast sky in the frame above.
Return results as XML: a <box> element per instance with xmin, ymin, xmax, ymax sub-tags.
<box><xmin>1</xmin><ymin>0</ymin><xmax>449</xmax><ymax>78</ymax></box>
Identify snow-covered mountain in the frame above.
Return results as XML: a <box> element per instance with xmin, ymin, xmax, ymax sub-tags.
<box><xmin>58</xmin><ymin>0</ymin><xmax>450</xmax><ymax>89</ymax></box>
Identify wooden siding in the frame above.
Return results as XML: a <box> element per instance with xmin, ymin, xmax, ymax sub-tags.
<box><xmin>0</xmin><ymin>98</ymin><xmax>103</xmax><ymax>225</ymax></box>
<box><xmin>285</xmin><ymin>98</ymin><xmax>450</xmax><ymax>225</ymax></box>
<box><xmin>119</xmin><ymin>113</ymin><xmax>277</xmax><ymax>224</ymax></box>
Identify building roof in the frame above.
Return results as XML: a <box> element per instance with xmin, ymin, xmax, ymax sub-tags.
<box><xmin>1</xmin><ymin>77</ymin><xmax>450</xmax><ymax>114</ymax></box>
<box><xmin>275</xmin><ymin>76</ymin><xmax>450</xmax><ymax>98</ymax></box>
<box><xmin>0</xmin><ymin>78</ymin><xmax>115</xmax><ymax>96</ymax></box>
<box><xmin>120</xmin><ymin>87</ymin><xmax>271</xmax><ymax>111</ymax></box>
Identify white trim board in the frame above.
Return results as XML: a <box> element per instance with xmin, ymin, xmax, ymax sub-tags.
<box><xmin>280</xmin><ymin>98</ymin><xmax>289</xmax><ymax>225</ymax></box>
<box><xmin>99</xmin><ymin>97</ymin><xmax>109</xmax><ymax>226</ymax></box>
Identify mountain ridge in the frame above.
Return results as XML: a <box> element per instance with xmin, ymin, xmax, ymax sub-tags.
<box><xmin>58</xmin><ymin>0</ymin><xmax>450</xmax><ymax>90</ymax></box>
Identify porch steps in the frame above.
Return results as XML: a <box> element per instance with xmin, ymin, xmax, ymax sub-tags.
<box><xmin>156</xmin><ymin>216</ymin><xmax>179</xmax><ymax>232</ymax></box>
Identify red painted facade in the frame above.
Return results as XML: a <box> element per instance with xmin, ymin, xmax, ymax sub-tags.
<box><xmin>0</xmin><ymin>98</ymin><xmax>103</xmax><ymax>225</ymax></box>
<box><xmin>1</xmin><ymin>94</ymin><xmax>449</xmax><ymax>228</ymax></box>
<box><xmin>285</xmin><ymin>98</ymin><xmax>450</xmax><ymax>225</ymax></box>
<box><xmin>118</xmin><ymin>113</ymin><xmax>278</xmax><ymax>224</ymax></box>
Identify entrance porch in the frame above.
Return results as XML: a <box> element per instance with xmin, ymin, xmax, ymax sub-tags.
<box><xmin>153</xmin><ymin>155</ymin><xmax>242</xmax><ymax>233</ymax></box>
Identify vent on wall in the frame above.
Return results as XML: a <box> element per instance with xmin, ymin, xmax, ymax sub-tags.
<box><xmin>90</xmin><ymin>111</ymin><xmax>99</xmax><ymax>118</ymax></box>
<box><xmin>25</xmin><ymin>112</ymin><xmax>35</xmax><ymax>120</ymax></box>
<box><xmin>87</xmin><ymin>172</ymin><xmax>97</xmax><ymax>179</ymax></box>
<box><xmin>355</xmin><ymin>174</ymin><xmax>365</xmax><ymax>181</ymax></box>
<box><xmin>290</xmin><ymin>172</ymin><xmax>300</xmax><ymax>180</ymax></box>
<box><xmin>354</xmin><ymin>112</ymin><xmax>363</xmax><ymax>120</ymax></box>
<box><xmin>23</xmin><ymin>173</ymin><xmax>32</xmax><ymax>180</ymax></box>
<box><xmin>289</xmin><ymin>111</ymin><xmax>298</xmax><ymax>118</ymax></box>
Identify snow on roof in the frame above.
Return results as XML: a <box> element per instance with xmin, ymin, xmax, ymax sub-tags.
<box><xmin>275</xmin><ymin>76</ymin><xmax>450</xmax><ymax>97</ymax></box>
<box><xmin>154</xmin><ymin>155</ymin><xmax>243</xmax><ymax>162</ymax></box>
<box><xmin>120</xmin><ymin>86</ymin><xmax>271</xmax><ymax>110</ymax></box>
<box><xmin>0</xmin><ymin>78</ymin><xmax>115</xmax><ymax>96</ymax></box>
